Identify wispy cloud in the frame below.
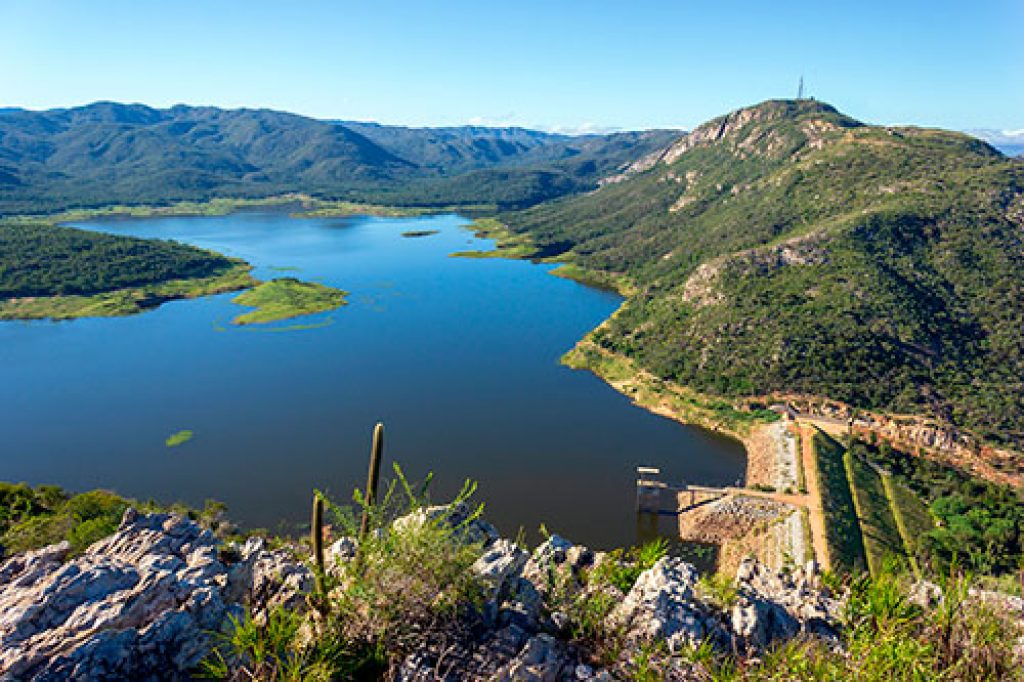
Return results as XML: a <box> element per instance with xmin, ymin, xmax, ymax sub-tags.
<box><xmin>466</xmin><ymin>113</ymin><xmax>521</xmax><ymax>128</ymax></box>
<box><xmin>466</xmin><ymin>113</ymin><xmax>624</xmax><ymax>135</ymax></box>
<box><xmin>966</xmin><ymin>128</ymin><xmax>1024</xmax><ymax>144</ymax></box>
<box><xmin>541</xmin><ymin>122</ymin><xmax>623</xmax><ymax>136</ymax></box>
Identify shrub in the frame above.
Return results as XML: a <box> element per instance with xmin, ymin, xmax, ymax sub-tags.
<box><xmin>203</xmin><ymin>466</ymin><xmax>489</xmax><ymax>679</ymax></box>
<box><xmin>591</xmin><ymin>537</ymin><xmax>669</xmax><ymax>593</ymax></box>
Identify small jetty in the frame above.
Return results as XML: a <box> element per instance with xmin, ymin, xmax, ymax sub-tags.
<box><xmin>635</xmin><ymin>466</ymin><xmax>730</xmax><ymax>515</ymax></box>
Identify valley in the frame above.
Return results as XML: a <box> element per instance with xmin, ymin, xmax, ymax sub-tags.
<box><xmin>2</xmin><ymin>99</ymin><xmax>1022</xmax><ymax>575</ymax></box>
<box><xmin>3</xmin><ymin>1</ymin><xmax>1022</xmax><ymax>676</ymax></box>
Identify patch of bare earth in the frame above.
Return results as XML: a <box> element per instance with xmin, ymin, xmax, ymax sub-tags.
<box><xmin>677</xmin><ymin>495</ymin><xmax>792</xmax><ymax>575</ymax></box>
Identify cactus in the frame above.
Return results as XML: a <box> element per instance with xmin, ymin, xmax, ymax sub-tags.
<box><xmin>311</xmin><ymin>492</ymin><xmax>326</xmax><ymax>599</ymax></box>
<box><xmin>359</xmin><ymin>422</ymin><xmax>385</xmax><ymax>538</ymax></box>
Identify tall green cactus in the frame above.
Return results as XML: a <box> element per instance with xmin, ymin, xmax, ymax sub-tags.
<box><xmin>311</xmin><ymin>492</ymin><xmax>326</xmax><ymax>599</ymax></box>
<box><xmin>359</xmin><ymin>422</ymin><xmax>384</xmax><ymax>538</ymax></box>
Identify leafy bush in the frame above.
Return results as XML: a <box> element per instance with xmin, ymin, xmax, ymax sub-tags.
<box><xmin>203</xmin><ymin>466</ymin><xmax>489</xmax><ymax>680</ymax></box>
<box><xmin>0</xmin><ymin>482</ymin><xmax>214</xmax><ymax>557</ymax></box>
<box><xmin>591</xmin><ymin>537</ymin><xmax>670</xmax><ymax>593</ymax></box>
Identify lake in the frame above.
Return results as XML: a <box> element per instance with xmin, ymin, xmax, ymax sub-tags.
<box><xmin>0</xmin><ymin>211</ymin><xmax>745</xmax><ymax>548</ymax></box>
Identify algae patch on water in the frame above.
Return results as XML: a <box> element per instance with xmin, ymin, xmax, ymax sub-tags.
<box><xmin>165</xmin><ymin>430</ymin><xmax>194</xmax><ymax>448</ymax></box>
<box><xmin>231</xmin><ymin>278</ymin><xmax>348</xmax><ymax>325</ymax></box>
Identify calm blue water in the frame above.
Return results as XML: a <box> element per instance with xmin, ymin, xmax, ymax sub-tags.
<box><xmin>0</xmin><ymin>212</ymin><xmax>744</xmax><ymax>548</ymax></box>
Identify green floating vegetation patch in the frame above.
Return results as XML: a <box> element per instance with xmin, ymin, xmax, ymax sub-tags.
<box><xmin>400</xmin><ymin>230</ymin><xmax>440</xmax><ymax>238</ymax></box>
<box><xmin>231</xmin><ymin>278</ymin><xmax>348</xmax><ymax>325</ymax></box>
<box><xmin>165</xmin><ymin>430</ymin><xmax>194</xmax><ymax>448</ymax></box>
<box><xmin>812</xmin><ymin>428</ymin><xmax>867</xmax><ymax>574</ymax></box>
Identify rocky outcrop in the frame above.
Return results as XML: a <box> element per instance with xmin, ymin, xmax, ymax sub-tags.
<box><xmin>733</xmin><ymin>557</ymin><xmax>840</xmax><ymax>646</ymax></box>
<box><xmin>1</xmin><ymin>504</ymin><xmax>848</xmax><ymax>681</ymax></box>
<box><xmin>393</xmin><ymin>502</ymin><xmax>500</xmax><ymax>546</ymax></box>
<box><xmin>0</xmin><ymin>509</ymin><xmax>310</xmax><ymax>681</ymax></box>
<box><xmin>680</xmin><ymin>231</ymin><xmax>829</xmax><ymax>309</ymax></box>
<box><xmin>608</xmin><ymin>557</ymin><xmax>726</xmax><ymax>652</ymax></box>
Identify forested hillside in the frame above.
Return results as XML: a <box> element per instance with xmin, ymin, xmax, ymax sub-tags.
<box><xmin>506</xmin><ymin>100</ymin><xmax>1024</xmax><ymax>452</ymax></box>
<box><xmin>0</xmin><ymin>222</ymin><xmax>236</xmax><ymax>297</ymax></box>
<box><xmin>0</xmin><ymin>103</ymin><xmax>676</xmax><ymax>213</ymax></box>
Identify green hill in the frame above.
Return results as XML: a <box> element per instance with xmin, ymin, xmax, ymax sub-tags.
<box><xmin>505</xmin><ymin>100</ymin><xmax>1024</xmax><ymax>453</ymax></box>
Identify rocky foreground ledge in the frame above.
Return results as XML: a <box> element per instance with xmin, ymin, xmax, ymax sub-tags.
<box><xmin>0</xmin><ymin>506</ymin><xmax>1020</xmax><ymax>680</ymax></box>
<box><xmin>0</xmin><ymin>509</ymin><xmax>309</xmax><ymax>680</ymax></box>
<box><xmin>0</xmin><ymin>506</ymin><xmax>838</xmax><ymax>681</ymax></box>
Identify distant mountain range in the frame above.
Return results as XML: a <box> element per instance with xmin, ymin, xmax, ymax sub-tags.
<box><xmin>0</xmin><ymin>102</ymin><xmax>676</xmax><ymax>213</ymax></box>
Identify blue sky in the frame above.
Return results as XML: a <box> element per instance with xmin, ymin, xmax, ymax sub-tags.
<box><xmin>1</xmin><ymin>0</ymin><xmax>1020</xmax><ymax>132</ymax></box>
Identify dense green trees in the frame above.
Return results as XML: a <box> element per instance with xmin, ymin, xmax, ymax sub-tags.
<box><xmin>851</xmin><ymin>438</ymin><xmax>1024</xmax><ymax>575</ymax></box>
<box><xmin>0</xmin><ymin>222</ymin><xmax>235</xmax><ymax>297</ymax></box>
<box><xmin>0</xmin><ymin>103</ymin><xmax>675</xmax><ymax>213</ymax></box>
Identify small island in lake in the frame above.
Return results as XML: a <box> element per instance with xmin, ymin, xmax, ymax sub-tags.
<box><xmin>400</xmin><ymin>229</ymin><xmax>440</xmax><ymax>238</ymax></box>
<box><xmin>231</xmin><ymin>277</ymin><xmax>348</xmax><ymax>325</ymax></box>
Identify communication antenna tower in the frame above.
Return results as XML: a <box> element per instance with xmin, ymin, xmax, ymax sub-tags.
<box><xmin>797</xmin><ymin>75</ymin><xmax>805</xmax><ymax>100</ymax></box>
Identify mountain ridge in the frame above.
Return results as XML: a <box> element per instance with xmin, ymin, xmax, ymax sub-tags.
<box><xmin>0</xmin><ymin>102</ymin><xmax>677</xmax><ymax>213</ymax></box>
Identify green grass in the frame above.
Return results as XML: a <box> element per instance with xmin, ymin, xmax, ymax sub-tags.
<box><xmin>206</xmin><ymin>468</ymin><xmax>489</xmax><ymax>679</ymax></box>
<box><xmin>0</xmin><ymin>194</ymin><xmax>463</xmax><ymax>224</ymax></box>
<box><xmin>548</xmin><ymin>263</ymin><xmax>637</xmax><ymax>296</ymax></box>
<box><xmin>231</xmin><ymin>278</ymin><xmax>348</xmax><ymax>325</ymax></box>
<box><xmin>165</xmin><ymin>430</ymin><xmax>194</xmax><ymax>448</ymax></box>
<box><xmin>850</xmin><ymin>437</ymin><xmax>1023</xmax><ymax>575</ymax></box>
<box><xmin>883</xmin><ymin>473</ymin><xmax>935</xmax><ymax>575</ymax></box>
<box><xmin>811</xmin><ymin>428</ymin><xmax>867</xmax><ymax>573</ymax></box>
<box><xmin>0</xmin><ymin>196</ymin><xmax>305</xmax><ymax>224</ymax></box>
<box><xmin>845</xmin><ymin>450</ymin><xmax>906</xmax><ymax>575</ymax></box>
<box><xmin>0</xmin><ymin>262</ymin><xmax>256</xmax><ymax>321</ymax></box>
